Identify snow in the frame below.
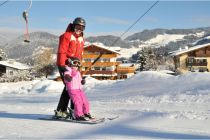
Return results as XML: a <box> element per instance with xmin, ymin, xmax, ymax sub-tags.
<box><xmin>132</xmin><ymin>32</ymin><xmax>205</xmax><ymax>49</ymax></box>
<box><xmin>171</xmin><ymin>43</ymin><xmax>210</xmax><ymax>56</ymax></box>
<box><xmin>144</xmin><ymin>34</ymin><xmax>185</xmax><ymax>46</ymax></box>
<box><xmin>0</xmin><ymin>59</ymin><xmax>31</xmax><ymax>70</ymax></box>
<box><xmin>119</xmin><ymin>47</ymin><xmax>140</xmax><ymax>58</ymax></box>
<box><xmin>85</xmin><ymin>42</ymin><xmax>120</xmax><ymax>54</ymax></box>
<box><xmin>0</xmin><ymin>71</ymin><xmax>210</xmax><ymax>139</ymax></box>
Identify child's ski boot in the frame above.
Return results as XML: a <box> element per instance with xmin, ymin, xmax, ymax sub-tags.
<box><xmin>84</xmin><ymin>113</ymin><xmax>95</xmax><ymax>120</ymax></box>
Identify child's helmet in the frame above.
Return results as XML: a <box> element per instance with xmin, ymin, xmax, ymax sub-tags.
<box><xmin>68</xmin><ymin>57</ymin><xmax>81</xmax><ymax>67</ymax></box>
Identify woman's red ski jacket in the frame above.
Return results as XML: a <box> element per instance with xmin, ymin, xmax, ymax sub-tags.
<box><xmin>56</xmin><ymin>31</ymin><xmax>84</xmax><ymax>66</ymax></box>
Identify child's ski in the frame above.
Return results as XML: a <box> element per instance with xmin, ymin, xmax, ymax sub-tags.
<box><xmin>39</xmin><ymin>117</ymin><xmax>105</xmax><ymax>124</ymax></box>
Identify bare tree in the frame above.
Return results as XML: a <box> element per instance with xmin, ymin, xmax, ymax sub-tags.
<box><xmin>34</xmin><ymin>48</ymin><xmax>55</xmax><ymax>77</ymax></box>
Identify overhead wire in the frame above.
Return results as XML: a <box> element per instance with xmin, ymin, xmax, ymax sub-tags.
<box><xmin>82</xmin><ymin>0</ymin><xmax>160</xmax><ymax>75</ymax></box>
<box><xmin>111</xmin><ymin>0</ymin><xmax>160</xmax><ymax>46</ymax></box>
<box><xmin>0</xmin><ymin>0</ymin><xmax>9</xmax><ymax>7</ymax></box>
<box><xmin>26</xmin><ymin>0</ymin><xmax>32</xmax><ymax>11</ymax></box>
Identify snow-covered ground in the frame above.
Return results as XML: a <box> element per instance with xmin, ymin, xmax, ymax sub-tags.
<box><xmin>0</xmin><ymin>71</ymin><xmax>210</xmax><ymax>139</ymax></box>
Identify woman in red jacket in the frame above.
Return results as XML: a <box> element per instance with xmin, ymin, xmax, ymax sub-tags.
<box><xmin>55</xmin><ymin>17</ymin><xmax>86</xmax><ymax>118</ymax></box>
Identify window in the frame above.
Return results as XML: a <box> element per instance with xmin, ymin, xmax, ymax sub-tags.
<box><xmin>84</xmin><ymin>59</ymin><xmax>92</xmax><ymax>62</ymax></box>
<box><xmin>9</xmin><ymin>71</ymin><xmax>13</xmax><ymax>76</ymax></box>
<box><xmin>94</xmin><ymin>67</ymin><xmax>101</xmax><ymax>71</ymax></box>
<box><xmin>86</xmin><ymin>51</ymin><xmax>92</xmax><ymax>54</ymax></box>
<box><xmin>196</xmin><ymin>59</ymin><xmax>207</xmax><ymax>63</ymax></box>
<box><xmin>103</xmin><ymin>58</ymin><xmax>110</xmax><ymax>62</ymax></box>
<box><xmin>82</xmin><ymin>67</ymin><xmax>87</xmax><ymax>71</ymax></box>
<box><xmin>102</xmin><ymin>67</ymin><xmax>106</xmax><ymax>70</ymax></box>
<box><xmin>0</xmin><ymin>65</ymin><xmax>6</xmax><ymax>73</ymax></box>
<box><xmin>98</xmin><ymin>58</ymin><xmax>103</xmax><ymax>62</ymax></box>
<box><xmin>187</xmin><ymin>57</ymin><xmax>194</xmax><ymax>63</ymax></box>
<box><xmin>106</xmin><ymin>67</ymin><xmax>114</xmax><ymax>71</ymax></box>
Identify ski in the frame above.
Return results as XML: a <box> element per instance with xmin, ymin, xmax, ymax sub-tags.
<box><xmin>39</xmin><ymin>117</ymin><xmax>105</xmax><ymax>124</ymax></box>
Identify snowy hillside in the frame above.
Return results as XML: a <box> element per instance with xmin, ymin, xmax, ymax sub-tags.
<box><xmin>132</xmin><ymin>32</ymin><xmax>205</xmax><ymax>48</ymax></box>
<box><xmin>1</xmin><ymin>27</ymin><xmax>210</xmax><ymax>62</ymax></box>
<box><xmin>0</xmin><ymin>32</ymin><xmax>58</xmax><ymax>61</ymax></box>
<box><xmin>193</xmin><ymin>33</ymin><xmax>210</xmax><ymax>46</ymax></box>
<box><xmin>0</xmin><ymin>71</ymin><xmax>210</xmax><ymax>139</ymax></box>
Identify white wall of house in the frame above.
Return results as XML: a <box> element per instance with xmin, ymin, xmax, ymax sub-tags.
<box><xmin>6</xmin><ymin>67</ymin><xmax>18</xmax><ymax>77</ymax></box>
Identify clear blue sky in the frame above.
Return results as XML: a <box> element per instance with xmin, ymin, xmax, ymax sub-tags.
<box><xmin>0</xmin><ymin>0</ymin><xmax>210</xmax><ymax>39</ymax></box>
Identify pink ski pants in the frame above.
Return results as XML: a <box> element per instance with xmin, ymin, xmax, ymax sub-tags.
<box><xmin>68</xmin><ymin>89</ymin><xmax>90</xmax><ymax>118</ymax></box>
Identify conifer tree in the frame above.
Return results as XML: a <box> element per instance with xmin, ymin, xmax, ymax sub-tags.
<box><xmin>137</xmin><ymin>49</ymin><xmax>146</xmax><ymax>71</ymax></box>
<box><xmin>0</xmin><ymin>49</ymin><xmax>8</xmax><ymax>61</ymax></box>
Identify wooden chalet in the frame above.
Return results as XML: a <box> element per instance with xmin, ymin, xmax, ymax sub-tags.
<box><xmin>171</xmin><ymin>43</ymin><xmax>210</xmax><ymax>73</ymax></box>
<box><xmin>81</xmin><ymin>44</ymin><xmax>135</xmax><ymax>80</ymax></box>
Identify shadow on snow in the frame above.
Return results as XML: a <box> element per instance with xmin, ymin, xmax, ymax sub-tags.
<box><xmin>65</xmin><ymin>111</ymin><xmax>210</xmax><ymax>139</ymax></box>
<box><xmin>0</xmin><ymin>111</ymin><xmax>210</xmax><ymax>139</ymax></box>
<box><xmin>0</xmin><ymin>111</ymin><xmax>51</xmax><ymax>120</ymax></box>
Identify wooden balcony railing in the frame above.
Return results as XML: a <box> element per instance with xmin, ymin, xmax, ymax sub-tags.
<box><xmin>83</xmin><ymin>54</ymin><xmax>117</xmax><ymax>59</ymax></box>
<box><xmin>81</xmin><ymin>70</ymin><xmax>116</xmax><ymax>75</ymax></box>
<box><xmin>116</xmin><ymin>66</ymin><xmax>136</xmax><ymax>74</ymax></box>
<box><xmin>82</xmin><ymin>62</ymin><xmax>121</xmax><ymax>67</ymax></box>
<box><xmin>186</xmin><ymin>62</ymin><xmax>207</xmax><ymax>67</ymax></box>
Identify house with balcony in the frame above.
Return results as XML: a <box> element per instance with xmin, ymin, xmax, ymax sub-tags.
<box><xmin>171</xmin><ymin>43</ymin><xmax>210</xmax><ymax>73</ymax></box>
<box><xmin>81</xmin><ymin>43</ymin><xmax>136</xmax><ymax>80</ymax></box>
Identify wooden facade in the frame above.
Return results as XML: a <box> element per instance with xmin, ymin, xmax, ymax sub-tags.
<box><xmin>172</xmin><ymin>44</ymin><xmax>210</xmax><ymax>74</ymax></box>
<box><xmin>81</xmin><ymin>44</ymin><xmax>135</xmax><ymax>80</ymax></box>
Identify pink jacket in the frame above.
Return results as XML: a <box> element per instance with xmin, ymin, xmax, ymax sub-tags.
<box><xmin>64</xmin><ymin>67</ymin><xmax>82</xmax><ymax>90</ymax></box>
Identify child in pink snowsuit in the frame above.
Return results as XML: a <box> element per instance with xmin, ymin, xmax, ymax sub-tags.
<box><xmin>64</xmin><ymin>57</ymin><xmax>93</xmax><ymax>121</ymax></box>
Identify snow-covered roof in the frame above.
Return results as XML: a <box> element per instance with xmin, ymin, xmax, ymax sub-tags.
<box><xmin>0</xmin><ymin>60</ymin><xmax>31</xmax><ymax>70</ymax></box>
<box><xmin>84</xmin><ymin>43</ymin><xmax>121</xmax><ymax>54</ymax></box>
<box><xmin>119</xmin><ymin>63</ymin><xmax>134</xmax><ymax>67</ymax></box>
<box><xmin>171</xmin><ymin>43</ymin><xmax>210</xmax><ymax>56</ymax></box>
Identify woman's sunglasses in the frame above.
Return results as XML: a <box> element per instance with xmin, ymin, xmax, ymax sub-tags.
<box><xmin>75</xmin><ymin>25</ymin><xmax>85</xmax><ymax>31</ymax></box>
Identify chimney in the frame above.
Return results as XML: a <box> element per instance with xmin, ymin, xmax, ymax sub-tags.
<box><xmin>8</xmin><ymin>59</ymin><xmax>15</xmax><ymax>64</ymax></box>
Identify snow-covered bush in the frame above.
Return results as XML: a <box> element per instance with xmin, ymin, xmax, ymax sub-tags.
<box><xmin>0</xmin><ymin>70</ymin><xmax>35</xmax><ymax>83</ymax></box>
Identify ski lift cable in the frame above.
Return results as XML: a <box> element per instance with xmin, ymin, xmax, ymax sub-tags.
<box><xmin>82</xmin><ymin>0</ymin><xmax>160</xmax><ymax>75</ymax></box>
<box><xmin>0</xmin><ymin>0</ymin><xmax>9</xmax><ymax>7</ymax></box>
<box><xmin>111</xmin><ymin>0</ymin><xmax>160</xmax><ymax>46</ymax></box>
<box><xmin>26</xmin><ymin>0</ymin><xmax>32</xmax><ymax>11</ymax></box>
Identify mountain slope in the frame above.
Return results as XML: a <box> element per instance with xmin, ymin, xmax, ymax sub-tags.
<box><xmin>2</xmin><ymin>27</ymin><xmax>210</xmax><ymax>62</ymax></box>
<box><xmin>193</xmin><ymin>33</ymin><xmax>210</xmax><ymax>46</ymax></box>
<box><xmin>86</xmin><ymin>35</ymin><xmax>133</xmax><ymax>48</ymax></box>
<box><xmin>0</xmin><ymin>32</ymin><xmax>58</xmax><ymax>62</ymax></box>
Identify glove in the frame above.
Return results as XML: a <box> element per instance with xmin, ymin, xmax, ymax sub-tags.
<box><xmin>59</xmin><ymin>66</ymin><xmax>68</xmax><ymax>72</ymax></box>
<box><xmin>81</xmin><ymin>77</ymin><xmax>86</xmax><ymax>85</ymax></box>
<box><xmin>64</xmin><ymin>74</ymin><xmax>72</xmax><ymax>82</ymax></box>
